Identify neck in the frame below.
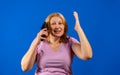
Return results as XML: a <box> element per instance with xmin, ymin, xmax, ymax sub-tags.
<box><xmin>48</xmin><ymin>34</ymin><xmax>60</xmax><ymax>44</ymax></box>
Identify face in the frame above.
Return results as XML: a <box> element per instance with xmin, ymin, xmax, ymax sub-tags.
<box><xmin>50</xmin><ymin>16</ymin><xmax>65</xmax><ymax>37</ymax></box>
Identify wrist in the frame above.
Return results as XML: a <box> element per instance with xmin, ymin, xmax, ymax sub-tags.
<box><xmin>33</xmin><ymin>38</ymin><xmax>41</xmax><ymax>45</ymax></box>
<box><xmin>76</xmin><ymin>26</ymin><xmax>82</xmax><ymax>33</ymax></box>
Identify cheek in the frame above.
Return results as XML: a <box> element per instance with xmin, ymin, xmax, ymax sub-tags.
<box><xmin>62</xmin><ymin>26</ymin><xmax>65</xmax><ymax>31</ymax></box>
<box><xmin>50</xmin><ymin>25</ymin><xmax>55</xmax><ymax>30</ymax></box>
<box><xmin>49</xmin><ymin>25</ymin><xmax>54</xmax><ymax>31</ymax></box>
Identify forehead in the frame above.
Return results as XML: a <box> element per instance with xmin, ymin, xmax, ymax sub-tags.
<box><xmin>50</xmin><ymin>16</ymin><xmax>63</xmax><ymax>22</ymax></box>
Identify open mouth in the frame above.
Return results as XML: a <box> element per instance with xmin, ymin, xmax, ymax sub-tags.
<box><xmin>54</xmin><ymin>28</ymin><xmax>62</xmax><ymax>33</ymax></box>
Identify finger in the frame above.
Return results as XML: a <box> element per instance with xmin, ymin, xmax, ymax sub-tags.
<box><xmin>38</xmin><ymin>28</ymin><xmax>47</xmax><ymax>35</ymax></box>
<box><xmin>40</xmin><ymin>36</ymin><xmax>47</xmax><ymax>40</ymax></box>
<box><xmin>42</xmin><ymin>32</ymin><xmax>48</xmax><ymax>37</ymax></box>
<box><xmin>42</xmin><ymin>29</ymin><xmax>48</xmax><ymax>34</ymax></box>
<box><xmin>73</xmin><ymin>12</ymin><xmax>78</xmax><ymax>19</ymax></box>
<box><xmin>73</xmin><ymin>11</ymin><xmax>78</xmax><ymax>15</ymax></box>
<box><xmin>42</xmin><ymin>28</ymin><xmax>47</xmax><ymax>31</ymax></box>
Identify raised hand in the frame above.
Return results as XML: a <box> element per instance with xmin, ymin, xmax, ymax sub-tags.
<box><xmin>36</xmin><ymin>28</ymin><xmax>48</xmax><ymax>43</ymax></box>
<box><xmin>73</xmin><ymin>11</ymin><xmax>81</xmax><ymax>32</ymax></box>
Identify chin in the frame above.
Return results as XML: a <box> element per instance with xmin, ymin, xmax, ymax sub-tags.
<box><xmin>54</xmin><ymin>34</ymin><xmax>63</xmax><ymax>37</ymax></box>
<box><xmin>55</xmin><ymin>35</ymin><xmax>62</xmax><ymax>37</ymax></box>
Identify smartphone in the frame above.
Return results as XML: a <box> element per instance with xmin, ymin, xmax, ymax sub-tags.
<box><xmin>41</xmin><ymin>22</ymin><xmax>47</xmax><ymax>30</ymax></box>
<box><xmin>40</xmin><ymin>22</ymin><xmax>48</xmax><ymax>41</ymax></box>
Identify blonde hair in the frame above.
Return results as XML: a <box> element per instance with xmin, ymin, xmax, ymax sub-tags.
<box><xmin>45</xmin><ymin>12</ymin><xmax>69</xmax><ymax>43</ymax></box>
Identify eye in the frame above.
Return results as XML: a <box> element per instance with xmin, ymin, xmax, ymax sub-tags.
<box><xmin>58</xmin><ymin>22</ymin><xmax>63</xmax><ymax>25</ymax></box>
<box><xmin>51</xmin><ymin>22</ymin><xmax>56</xmax><ymax>25</ymax></box>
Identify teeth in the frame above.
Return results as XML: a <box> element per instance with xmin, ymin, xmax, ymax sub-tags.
<box><xmin>54</xmin><ymin>29</ymin><xmax>57</xmax><ymax>32</ymax></box>
<box><xmin>54</xmin><ymin>28</ymin><xmax>61</xmax><ymax>32</ymax></box>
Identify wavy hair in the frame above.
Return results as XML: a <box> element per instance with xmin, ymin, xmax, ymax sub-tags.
<box><xmin>45</xmin><ymin>12</ymin><xmax>69</xmax><ymax>43</ymax></box>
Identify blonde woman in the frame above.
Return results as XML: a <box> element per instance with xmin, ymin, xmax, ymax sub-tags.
<box><xmin>21</xmin><ymin>11</ymin><xmax>92</xmax><ymax>75</ymax></box>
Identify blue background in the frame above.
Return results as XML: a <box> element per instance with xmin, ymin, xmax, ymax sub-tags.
<box><xmin>0</xmin><ymin>0</ymin><xmax>120</xmax><ymax>75</ymax></box>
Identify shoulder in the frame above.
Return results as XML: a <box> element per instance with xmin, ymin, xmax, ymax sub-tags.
<box><xmin>67</xmin><ymin>36</ymin><xmax>78</xmax><ymax>42</ymax></box>
<box><xmin>67</xmin><ymin>36</ymin><xmax>79</xmax><ymax>46</ymax></box>
<box><xmin>36</xmin><ymin>41</ymin><xmax>48</xmax><ymax>54</ymax></box>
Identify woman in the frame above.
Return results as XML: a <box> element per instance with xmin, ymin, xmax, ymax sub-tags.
<box><xmin>21</xmin><ymin>11</ymin><xmax>93</xmax><ymax>75</ymax></box>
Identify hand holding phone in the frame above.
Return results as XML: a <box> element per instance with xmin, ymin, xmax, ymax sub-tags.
<box><xmin>40</xmin><ymin>22</ymin><xmax>48</xmax><ymax>41</ymax></box>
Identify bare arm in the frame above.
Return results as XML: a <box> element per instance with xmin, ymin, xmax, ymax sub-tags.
<box><xmin>21</xmin><ymin>28</ymin><xmax>48</xmax><ymax>71</ymax></box>
<box><xmin>72</xmin><ymin>11</ymin><xmax>93</xmax><ymax>60</ymax></box>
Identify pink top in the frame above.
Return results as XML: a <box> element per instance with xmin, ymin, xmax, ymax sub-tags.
<box><xmin>35</xmin><ymin>37</ymin><xmax>79</xmax><ymax>75</ymax></box>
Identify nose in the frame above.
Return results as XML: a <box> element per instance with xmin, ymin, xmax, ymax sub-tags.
<box><xmin>55</xmin><ymin>22</ymin><xmax>59</xmax><ymax>25</ymax></box>
<box><xmin>55</xmin><ymin>26</ymin><xmax>59</xmax><ymax>29</ymax></box>
<box><xmin>54</xmin><ymin>23</ymin><xmax>60</xmax><ymax>27</ymax></box>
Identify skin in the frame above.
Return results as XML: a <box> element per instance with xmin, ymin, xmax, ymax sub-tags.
<box><xmin>48</xmin><ymin>16</ymin><xmax>65</xmax><ymax>51</ymax></box>
<box><xmin>21</xmin><ymin>11</ymin><xmax>93</xmax><ymax>71</ymax></box>
<box><xmin>49</xmin><ymin>16</ymin><xmax>64</xmax><ymax>38</ymax></box>
<box><xmin>72</xmin><ymin>12</ymin><xmax>92</xmax><ymax>60</ymax></box>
